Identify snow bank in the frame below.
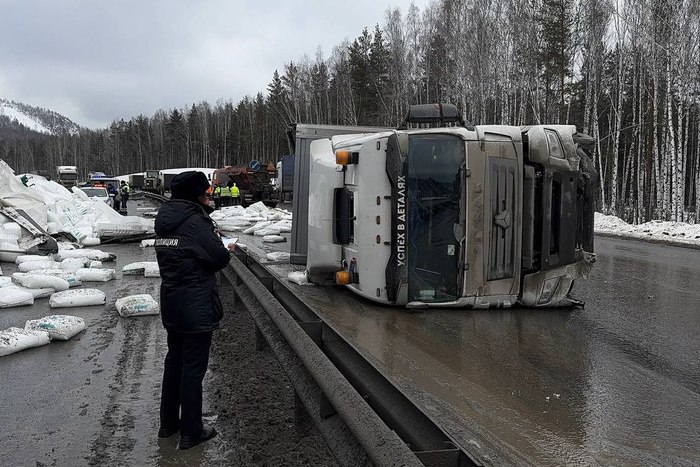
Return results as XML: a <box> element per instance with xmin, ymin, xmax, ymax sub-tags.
<box><xmin>595</xmin><ymin>213</ymin><xmax>700</xmax><ymax>246</ymax></box>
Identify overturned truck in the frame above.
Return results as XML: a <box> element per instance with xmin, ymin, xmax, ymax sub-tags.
<box><xmin>304</xmin><ymin>104</ymin><xmax>597</xmax><ymax>308</ymax></box>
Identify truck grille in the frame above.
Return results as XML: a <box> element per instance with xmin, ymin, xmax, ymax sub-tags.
<box><xmin>488</xmin><ymin>159</ymin><xmax>517</xmax><ymax>280</ymax></box>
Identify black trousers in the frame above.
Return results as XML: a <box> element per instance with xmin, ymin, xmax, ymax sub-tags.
<box><xmin>160</xmin><ymin>330</ymin><xmax>213</xmax><ymax>437</ymax></box>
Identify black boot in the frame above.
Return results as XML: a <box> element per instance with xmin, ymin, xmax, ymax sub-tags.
<box><xmin>178</xmin><ymin>425</ymin><xmax>217</xmax><ymax>450</ymax></box>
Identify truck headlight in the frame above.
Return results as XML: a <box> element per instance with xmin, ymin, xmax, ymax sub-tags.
<box><xmin>539</xmin><ymin>277</ymin><xmax>561</xmax><ymax>304</ymax></box>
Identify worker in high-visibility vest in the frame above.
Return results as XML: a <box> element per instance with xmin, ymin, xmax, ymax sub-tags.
<box><xmin>231</xmin><ymin>182</ymin><xmax>241</xmax><ymax>206</ymax></box>
<box><xmin>213</xmin><ymin>184</ymin><xmax>222</xmax><ymax>209</ymax></box>
<box><xmin>219</xmin><ymin>183</ymin><xmax>232</xmax><ymax>206</ymax></box>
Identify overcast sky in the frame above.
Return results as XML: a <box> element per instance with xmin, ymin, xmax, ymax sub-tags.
<box><xmin>1</xmin><ymin>0</ymin><xmax>431</xmax><ymax>129</ymax></box>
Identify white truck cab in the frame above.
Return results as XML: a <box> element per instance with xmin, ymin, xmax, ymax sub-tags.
<box><xmin>306</xmin><ymin>104</ymin><xmax>597</xmax><ymax>308</ymax></box>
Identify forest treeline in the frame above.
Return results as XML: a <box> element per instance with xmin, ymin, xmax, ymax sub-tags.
<box><xmin>0</xmin><ymin>0</ymin><xmax>698</xmax><ymax>224</ymax></box>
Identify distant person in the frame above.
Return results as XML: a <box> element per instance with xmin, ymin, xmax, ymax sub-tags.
<box><xmin>220</xmin><ymin>182</ymin><xmax>232</xmax><ymax>207</ymax></box>
<box><xmin>213</xmin><ymin>184</ymin><xmax>222</xmax><ymax>210</ymax></box>
<box><xmin>154</xmin><ymin>171</ymin><xmax>235</xmax><ymax>450</ymax></box>
<box><xmin>231</xmin><ymin>182</ymin><xmax>240</xmax><ymax>206</ymax></box>
<box><xmin>120</xmin><ymin>181</ymin><xmax>130</xmax><ymax>210</ymax></box>
<box><xmin>107</xmin><ymin>184</ymin><xmax>121</xmax><ymax>211</ymax></box>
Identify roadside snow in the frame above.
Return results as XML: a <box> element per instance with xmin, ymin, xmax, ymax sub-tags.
<box><xmin>595</xmin><ymin>213</ymin><xmax>700</xmax><ymax>247</ymax></box>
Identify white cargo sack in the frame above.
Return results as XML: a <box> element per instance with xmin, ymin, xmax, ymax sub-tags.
<box><xmin>287</xmin><ymin>271</ymin><xmax>310</xmax><ymax>286</ymax></box>
<box><xmin>115</xmin><ymin>294</ymin><xmax>160</xmax><ymax>317</ymax></box>
<box><xmin>18</xmin><ymin>261</ymin><xmax>61</xmax><ymax>272</ymax></box>
<box><xmin>6</xmin><ymin>284</ymin><xmax>54</xmax><ymax>299</ymax></box>
<box><xmin>56</xmin><ymin>249</ymin><xmax>116</xmax><ymax>262</ymax></box>
<box><xmin>75</xmin><ymin>268</ymin><xmax>116</xmax><ymax>282</ymax></box>
<box><xmin>0</xmin><ymin>276</ymin><xmax>12</xmax><ymax>287</ymax></box>
<box><xmin>25</xmin><ymin>315</ymin><xmax>86</xmax><ymax>340</ymax></box>
<box><xmin>0</xmin><ymin>287</ymin><xmax>35</xmax><ymax>308</ymax></box>
<box><xmin>49</xmin><ymin>289</ymin><xmax>106</xmax><ymax>308</ymax></box>
<box><xmin>12</xmin><ymin>273</ymin><xmax>70</xmax><ymax>291</ymax></box>
<box><xmin>122</xmin><ymin>262</ymin><xmax>157</xmax><ymax>275</ymax></box>
<box><xmin>262</xmin><ymin>235</ymin><xmax>286</xmax><ymax>243</ymax></box>
<box><xmin>0</xmin><ymin>327</ymin><xmax>50</xmax><ymax>357</ymax></box>
<box><xmin>31</xmin><ymin>269</ymin><xmax>82</xmax><ymax>288</ymax></box>
<box><xmin>15</xmin><ymin>254</ymin><xmax>54</xmax><ymax>264</ymax></box>
<box><xmin>60</xmin><ymin>258</ymin><xmax>91</xmax><ymax>271</ymax></box>
<box><xmin>144</xmin><ymin>263</ymin><xmax>160</xmax><ymax>278</ymax></box>
<box><xmin>266</xmin><ymin>252</ymin><xmax>290</xmax><ymax>262</ymax></box>
<box><xmin>243</xmin><ymin>221</ymin><xmax>272</xmax><ymax>235</ymax></box>
<box><xmin>81</xmin><ymin>237</ymin><xmax>101</xmax><ymax>247</ymax></box>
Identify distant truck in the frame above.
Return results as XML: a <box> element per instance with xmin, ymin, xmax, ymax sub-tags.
<box><xmin>128</xmin><ymin>173</ymin><xmax>145</xmax><ymax>191</ymax></box>
<box><xmin>56</xmin><ymin>165</ymin><xmax>78</xmax><ymax>188</ymax></box>
<box><xmin>142</xmin><ymin>170</ymin><xmax>162</xmax><ymax>194</ymax></box>
<box><xmin>301</xmin><ymin>103</ymin><xmax>597</xmax><ymax>308</ymax></box>
<box><xmin>275</xmin><ymin>154</ymin><xmax>295</xmax><ymax>203</ymax></box>
<box><xmin>211</xmin><ymin>161</ymin><xmax>277</xmax><ymax>207</ymax></box>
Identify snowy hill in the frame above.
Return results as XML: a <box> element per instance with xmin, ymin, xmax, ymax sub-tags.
<box><xmin>0</xmin><ymin>98</ymin><xmax>81</xmax><ymax>135</ymax></box>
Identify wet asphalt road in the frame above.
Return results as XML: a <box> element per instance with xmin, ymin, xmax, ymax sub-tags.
<box><xmin>268</xmin><ymin>236</ymin><xmax>700</xmax><ymax>466</ymax></box>
<box><xmin>0</xmin><ymin>242</ymin><xmax>171</xmax><ymax>466</ymax></box>
<box><xmin>2</xmin><ymin>214</ymin><xmax>699</xmax><ymax>466</ymax></box>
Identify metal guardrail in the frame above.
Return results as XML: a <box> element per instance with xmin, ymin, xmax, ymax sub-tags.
<box><xmin>222</xmin><ymin>250</ymin><xmax>479</xmax><ymax>467</ymax></box>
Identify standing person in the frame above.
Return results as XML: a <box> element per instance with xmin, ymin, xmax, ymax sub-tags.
<box><xmin>220</xmin><ymin>182</ymin><xmax>232</xmax><ymax>207</ymax></box>
<box><xmin>231</xmin><ymin>182</ymin><xmax>240</xmax><ymax>206</ymax></box>
<box><xmin>108</xmin><ymin>184</ymin><xmax>121</xmax><ymax>212</ymax></box>
<box><xmin>120</xmin><ymin>181</ymin><xmax>130</xmax><ymax>210</ymax></box>
<box><xmin>154</xmin><ymin>171</ymin><xmax>233</xmax><ymax>450</ymax></box>
<box><xmin>213</xmin><ymin>184</ymin><xmax>222</xmax><ymax>210</ymax></box>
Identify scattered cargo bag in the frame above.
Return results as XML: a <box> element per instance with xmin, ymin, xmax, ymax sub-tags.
<box><xmin>56</xmin><ymin>249</ymin><xmax>116</xmax><ymax>262</ymax></box>
<box><xmin>254</xmin><ymin>228</ymin><xmax>282</xmax><ymax>236</ymax></box>
<box><xmin>31</xmin><ymin>269</ymin><xmax>82</xmax><ymax>288</ymax></box>
<box><xmin>0</xmin><ymin>287</ymin><xmax>34</xmax><ymax>308</ymax></box>
<box><xmin>15</xmin><ymin>254</ymin><xmax>54</xmax><ymax>264</ymax></box>
<box><xmin>18</xmin><ymin>260</ymin><xmax>61</xmax><ymax>272</ymax></box>
<box><xmin>60</xmin><ymin>258</ymin><xmax>91</xmax><ymax>271</ymax></box>
<box><xmin>262</xmin><ymin>235</ymin><xmax>286</xmax><ymax>243</ymax></box>
<box><xmin>0</xmin><ymin>276</ymin><xmax>12</xmax><ymax>287</ymax></box>
<box><xmin>89</xmin><ymin>261</ymin><xmax>102</xmax><ymax>268</ymax></box>
<box><xmin>115</xmin><ymin>294</ymin><xmax>160</xmax><ymax>317</ymax></box>
<box><xmin>266</xmin><ymin>252</ymin><xmax>290</xmax><ymax>262</ymax></box>
<box><xmin>6</xmin><ymin>284</ymin><xmax>54</xmax><ymax>299</ymax></box>
<box><xmin>25</xmin><ymin>315</ymin><xmax>86</xmax><ymax>340</ymax></box>
<box><xmin>11</xmin><ymin>273</ymin><xmax>70</xmax><ymax>291</ymax></box>
<box><xmin>82</xmin><ymin>237</ymin><xmax>101</xmax><ymax>247</ymax></box>
<box><xmin>122</xmin><ymin>262</ymin><xmax>155</xmax><ymax>275</ymax></box>
<box><xmin>0</xmin><ymin>327</ymin><xmax>50</xmax><ymax>356</ymax></box>
<box><xmin>49</xmin><ymin>289</ymin><xmax>106</xmax><ymax>308</ymax></box>
<box><xmin>75</xmin><ymin>268</ymin><xmax>116</xmax><ymax>282</ymax></box>
<box><xmin>243</xmin><ymin>221</ymin><xmax>272</xmax><ymax>235</ymax></box>
<box><xmin>144</xmin><ymin>263</ymin><xmax>160</xmax><ymax>278</ymax></box>
<box><xmin>287</xmin><ymin>271</ymin><xmax>309</xmax><ymax>286</ymax></box>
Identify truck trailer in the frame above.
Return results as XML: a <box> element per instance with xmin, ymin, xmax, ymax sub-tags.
<box><xmin>302</xmin><ymin>104</ymin><xmax>597</xmax><ymax>308</ymax></box>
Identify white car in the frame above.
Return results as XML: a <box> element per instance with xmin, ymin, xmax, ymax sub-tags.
<box><xmin>80</xmin><ymin>186</ymin><xmax>113</xmax><ymax>207</ymax></box>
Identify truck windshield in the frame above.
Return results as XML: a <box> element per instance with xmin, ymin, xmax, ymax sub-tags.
<box><xmin>407</xmin><ymin>134</ymin><xmax>465</xmax><ymax>303</ymax></box>
<box><xmin>146</xmin><ymin>171</ymin><xmax>159</xmax><ymax>177</ymax></box>
<box><xmin>60</xmin><ymin>173</ymin><xmax>78</xmax><ymax>180</ymax></box>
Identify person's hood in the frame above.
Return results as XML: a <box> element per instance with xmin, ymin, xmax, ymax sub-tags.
<box><xmin>155</xmin><ymin>199</ymin><xmax>212</xmax><ymax>236</ymax></box>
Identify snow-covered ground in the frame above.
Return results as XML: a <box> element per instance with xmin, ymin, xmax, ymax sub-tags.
<box><xmin>0</xmin><ymin>102</ymin><xmax>52</xmax><ymax>134</ymax></box>
<box><xmin>595</xmin><ymin>213</ymin><xmax>700</xmax><ymax>248</ymax></box>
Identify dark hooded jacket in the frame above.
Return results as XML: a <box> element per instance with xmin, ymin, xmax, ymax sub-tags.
<box><xmin>154</xmin><ymin>199</ymin><xmax>230</xmax><ymax>332</ymax></box>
